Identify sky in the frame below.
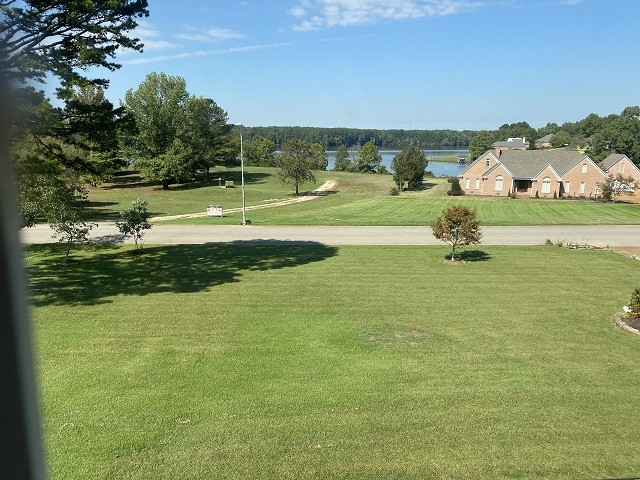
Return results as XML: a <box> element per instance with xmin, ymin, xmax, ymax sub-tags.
<box><xmin>96</xmin><ymin>0</ymin><xmax>638</xmax><ymax>131</ymax></box>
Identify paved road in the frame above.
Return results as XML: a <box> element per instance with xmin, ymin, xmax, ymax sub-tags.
<box><xmin>20</xmin><ymin>223</ymin><xmax>640</xmax><ymax>246</ymax></box>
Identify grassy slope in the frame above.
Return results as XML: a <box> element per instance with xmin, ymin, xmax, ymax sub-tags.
<box><xmin>87</xmin><ymin>168</ymin><xmax>640</xmax><ymax>226</ymax></box>
<box><xmin>31</xmin><ymin>244</ymin><xmax>640</xmax><ymax>479</ymax></box>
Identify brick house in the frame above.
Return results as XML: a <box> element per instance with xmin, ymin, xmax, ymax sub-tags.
<box><xmin>459</xmin><ymin>149</ymin><xmax>608</xmax><ymax>199</ymax></box>
<box><xmin>491</xmin><ymin>137</ymin><xmax>529</xmax><ymax>157</ymax></box>
<box><xmin>601</xmin><ymin>153</ymin><xmax>640</xmax><ymax>197</ymax></box>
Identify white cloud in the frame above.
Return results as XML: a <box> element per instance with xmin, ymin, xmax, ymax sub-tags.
<box><xmin>290</xmin><ymin>0</ymin><xmax>488</xmax><ymax>31</ymax></box>
<box><xmin>121</xmin><ymin>42</ymin><xmax>291</xmax><ymax>66</ymax></box>
<box><xmin>175</xmin><ymin>27</ymin><xmax>246</xmax><ymax>42</ymax></box>
<box><xmin>289</xmin><ymin>6</ymin><xmax>308</xmax><ymax>17</ymax></box>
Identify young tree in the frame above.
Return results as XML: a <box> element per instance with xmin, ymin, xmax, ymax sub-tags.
<box><xmin>49</xmin><ymin>198</ymin><xmax>96</xmax><ymax>262</ymax></box>
<box><xmin>391</xmin><ymin>147</ymin><xmax>428</xmax><ymax>190</ymax></box>
<box><xmin>333</xmin><ymin>145</ymin><xmax>352</xmax><ymax>171</ymax></box>
<box><xmin>603</xmin><ymin>174</ymin><xmax>636</xmax><ymax>201</ymax></box>
<box><xmin>276</xmin><ymin>140</ymin><xmax>316</xmax><ymax>196</ymax></box>
<box><xmin>353</xmin><ymin>141</ymin><xmax>382</xmax><ymax>173</ymax></box>
<box><xmin>116</xmin><ymin>198</ymin><xmax>152</xmax><ymax>250</ymax></box>
<box><xmin>309</xmin><ymin>143</ymin><xmax>328</xmax><ymax>170</ymax></box>
<box><xmin>245</xmin><ymin>135</ymin><xmax>276</xmax><ymax>166</ymax></box>
<box><xmin>431</xmin><ymin>206</ymin><xmax>482</xmax><ymax>261</ymax></box>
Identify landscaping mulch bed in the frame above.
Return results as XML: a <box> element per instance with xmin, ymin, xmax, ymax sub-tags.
<box><xmin>622</xmin><ymin>316</ymin><xmax>640</xmax><ymax>331</ymax></box>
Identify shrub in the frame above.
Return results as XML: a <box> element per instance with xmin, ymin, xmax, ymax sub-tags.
<box><xmin>535</xmin><ymin>190</ymin><xmax>539</xmax><ymax>198</ymax></box>
<box><xmin>629</xmin><ymin>288</ymin><xmax>640</xmax><ymax>317</ymax></box>
<box><xmin>389</xmin><ymin>187</ymin><xmax>400</xmax><ymax>196</ymax></box>
<box><xmin>553</xmin><ymin>190</ymin><xmax>557</xmax><ymax>199</ymax></box>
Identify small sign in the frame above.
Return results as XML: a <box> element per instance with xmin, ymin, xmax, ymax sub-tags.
<box><xmin>206</xmin><ymin>205</ymin><xmax>223</xmax><ymax>217</ymax></box>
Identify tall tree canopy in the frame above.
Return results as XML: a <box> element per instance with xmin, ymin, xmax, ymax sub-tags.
<box><xmin>1</xmin><ymin>0</ymin><xmax>149</xmax><ymax>226</ymax></box>
<box><xmin>244</xmin><ymin>135</ymin><xmax>275</xmax><ymax>167</ymax></box>
<box><xmin>123</xmin><ymin>72</ymin><xmax>236</xmax><ymax>189</ymax></box>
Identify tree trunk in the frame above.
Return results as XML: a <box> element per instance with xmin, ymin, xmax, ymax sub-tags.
<box><xmin>451</xmin><ymin>244</ymin><xmax>456</xmax><ymax>261</ymax></box>
<box><xmin>295</xmin><ymin>182</ymin><xmax>299</xmax><ymax>196</ymax></box>
<box><xmin>162</xmin><ymin>180</ymin><xmax>169</xmax><ymax>190</ymax></box>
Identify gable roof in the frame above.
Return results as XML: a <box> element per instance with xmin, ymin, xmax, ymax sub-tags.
<box><xmin>492</xmin><ymin>138</ymin><xmax>529</xmax><ymax>149</ymax></box>
<box><xmin>536</xmin><ymin>134</ymin><xmax>554</xmax><ymax>143</ymax></box>
<box><xmin>497</xmin><ymin>150</ymin><xmax>594</xmax><ymax>178</ymax></box>
<box><xmin>458</xmin><ymin>151</ymin><xmax>499</xmax><ymax>177</ymax></box>
<box><xmin>601</xmin><ymin>153</ymin><xmax>627</xmax><ymax>170</ymax></box>
<box><xmin>483</xmin><ymin>161</ymin><xmax>513</xmax><ymax>178</ymax></box>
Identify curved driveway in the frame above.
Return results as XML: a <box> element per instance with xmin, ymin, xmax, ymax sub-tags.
<box><xmin>20</xmin><ymin>223</ymin><xmax>640</xmax><ymax>246</ymax></box>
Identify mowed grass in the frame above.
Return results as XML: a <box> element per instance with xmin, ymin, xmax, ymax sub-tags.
<box><xmin>29</xmin><ymin>244</ymin><xmax>640</xmax><ymax>479</ymax></box>
<box><xmin>86</xmin><ymin>167</ymin><xmax>640</xmax><ymax>226</ymax></box>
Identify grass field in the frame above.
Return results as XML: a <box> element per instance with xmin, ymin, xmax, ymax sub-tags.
<box><xmin>29</xmin><ymin>244</ymin><xmax>640</xmax><ymax>479</ymax></box>
<box><xmin>86</xmin><ymin>167</ymin><xmax>640</xmax><ymax>226</ymax></box>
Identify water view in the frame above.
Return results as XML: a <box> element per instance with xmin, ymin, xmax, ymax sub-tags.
<box><xmin>326</xmin><ymin>149</ymin><xmax>469</xmax><ymax>177</ymax></box>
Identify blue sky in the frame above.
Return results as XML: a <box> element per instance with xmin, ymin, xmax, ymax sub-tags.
<box><xmin>98</xmin><ymin>0</ymin><xmax>637</xmax><ymax>130</ymax></box>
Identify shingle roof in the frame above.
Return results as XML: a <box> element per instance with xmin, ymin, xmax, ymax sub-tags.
<box><xmin>497</xmin><ymin>150</ymin><xmax>589</xmax><ymax>178</ymax></box>
<box><xmin>492</xmin><ymin>138</ymin><xmax>529</xmax><ymax>148</ymax></box>
<box><xmin>536</xmin><ymin>134</ymin><xmax>554</xmax><ymax>143</ymax></box>
<box><xmin>601</xmin><ymin>153</ymin><xmax>626</xmax><ymax>170</ymax></box>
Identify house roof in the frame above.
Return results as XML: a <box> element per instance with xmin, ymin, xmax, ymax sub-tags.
<box><xmin>536</xmin><ymin>134</ymin><xmax>554</xmax><ymax>143</ymax></box>
<box><xmin>457</xmin><ymin>151</ymin><xmax>499</xmax><ymax>177</ymax></box>
<box><xmin>497</xmin><ymin>150</ymin><xmax>590</xmax><ymax>178</ymax></box>
<box><xmin>601</xmin><ymin>153</ymin><xmax>627</xmax><ymax>170</ymax></box>
<box><xmin>491</xmin><ymin>138</ymin><xmax>529</xmax><ymax>149</ymax></box>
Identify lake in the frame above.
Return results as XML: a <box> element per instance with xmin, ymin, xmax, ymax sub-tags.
<box><xmin>326</xmin><ymin>149</ymin><xmax>469</xmax><ymax>177</ymax></box>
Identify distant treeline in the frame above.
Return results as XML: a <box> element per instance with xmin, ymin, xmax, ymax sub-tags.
<box><xmin>237</xmin><ymin>126</ymin><xmax>476</xmax><ymax>150</ymax></box>
<box><xmin>468</xmin><ymin>106</ymin><xmax>640</xmax><ymax>163</ymax></box>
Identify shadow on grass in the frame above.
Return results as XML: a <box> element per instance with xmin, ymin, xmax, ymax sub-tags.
<box><xmin>27</xmin><ymin>241</ymin><xmax>338</xmax><ymax>307</ymax></box>
<box><xmin>443</xmin><ymin>249</ymin><xmax>492</xmax><ymax>262</ymax></box>
<box><xmin>171</xmin><ymin>171</ymin><xmax>270</xmax><ymax>191</ymax></box>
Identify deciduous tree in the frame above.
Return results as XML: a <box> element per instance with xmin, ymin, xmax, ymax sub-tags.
<box><xmin>245</xmin><ymin>135</ymin><xmax>275</xmax><ymax>166</ymax></box>
<box><xmin>116</xmin><ymin>198</ymin><xmax>152</xmax><ymax>250</ymax></box>
<box><xmin>123</xmin><ymin>72</ymin><xmax>235</xmax><ymax>188</ymax></box>
<box><xmin>353</xmin><ymin>141</ymin><xmax>382</xmax><ymax>173</ymax></box>
<box><xmin>276</xmin><ymin>140</ymin><xmax>316</xmax><ymax>196</ymax></box>
<box><xmin>309</xmin><ymin>143</ymin><xmax>328</xmax><ymax>170</ymax></box>
<box><xmin>468</xmin><ymin>130</ymin><xmax>494</xmax><ymax>161</ymax></box>
<box><xmin>431</xmin><ymin>205</ymin><xmax>482</xmax><ymax>261</ymax></box>
<box><xmin>333</xmin><ymin>145</ymin><xmax>351</xmax><ymax>171</ymax></box>
<box><xmin>391</xmin><ymin>147</ymin><xmax>428</xmax><ymax>190</ymax></box>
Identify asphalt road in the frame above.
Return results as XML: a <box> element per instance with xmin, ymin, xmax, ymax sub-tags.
<box><xmin>20</xmin><ymin>223</ymin><xmax>640</xmax><ymax>246</ymax></box>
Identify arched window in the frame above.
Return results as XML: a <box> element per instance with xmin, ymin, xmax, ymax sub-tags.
<box><xmin>494</xmin><ymin>175</ymin><xmax>504</xmax><ymax>191</ymax></box>
<box><xmin>542</xmin><ymin>177</ymin><xmax>551</xmax><ymax>194</ymax></box>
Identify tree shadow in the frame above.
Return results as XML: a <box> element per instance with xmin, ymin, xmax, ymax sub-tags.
<box><xmin>442</xmin><ymin>249</ymin><xmax>492</xmax><ymax>262</ymax></box>
<box><xmin>170</xmin><ymin>171</ymin><xmax>271</xmax><ymax>191</ymax></box>
<box><xmin>27</xmin><ymin>241</ymin><xmax>339</xmax><ymax>307</ymax></box>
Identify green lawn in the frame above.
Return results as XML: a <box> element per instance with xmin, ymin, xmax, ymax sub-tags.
<box><xmin>29</xmin><ymin>244</ymin><xmax>640</xmax><ymax>479</ymax></box>
<box><xmin>86</xmin><ymin>167</ymin><xmax>640</xmax><ymax>226</ymax></box>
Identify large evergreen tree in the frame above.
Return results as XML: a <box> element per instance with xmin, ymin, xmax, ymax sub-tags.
<box><xmin>1</xmin><ymin>0</ymin><xmax>149</xmax><ymax>226</ymax></box>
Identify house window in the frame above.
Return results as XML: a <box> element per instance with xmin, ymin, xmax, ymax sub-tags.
<box><xmin>541</xmin><ymin>177</ymin><xmax>551</xmax><ymax>194</ymax></box>
<box><xmin>475</xmin><ymin>178</ymin><xmax>480</xmax><ymax>190</ymax></box>
<box><xmin>579</xmin><ymin>181</ymin><xmax>585</xmax><ymax>194</ymax></box>
<box><xmin>595</xmin><ymin>182</ymin><xmax>601</xmax><ymax>195</ymax></box>
<box><xmin>485</xmin><ymin>160</ymin><xmax>490</xmax><ymax>167</ymax></box>
<box><xmin>581</xmin><ymin>164</ymin><xmax>587</xmax><ymax>173</ymax></box>
<box><xmin>494</xmin><ymin>175</ymin><xmax>504</xmax><ymax>191</ymax></box>
<box><xmin>564</xmin><ymin>181</ymin><xmax>570</xmax><ymax>194</ymax></box>
<box><xmin>465</xmin><ymin>178</ymin><xmax>470</xmax><ymax>190</ymax></box>
<box><xmin>621</xmin><ymin>162</ymin><xmax>625</xmax><ymax>173</ymax></box>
